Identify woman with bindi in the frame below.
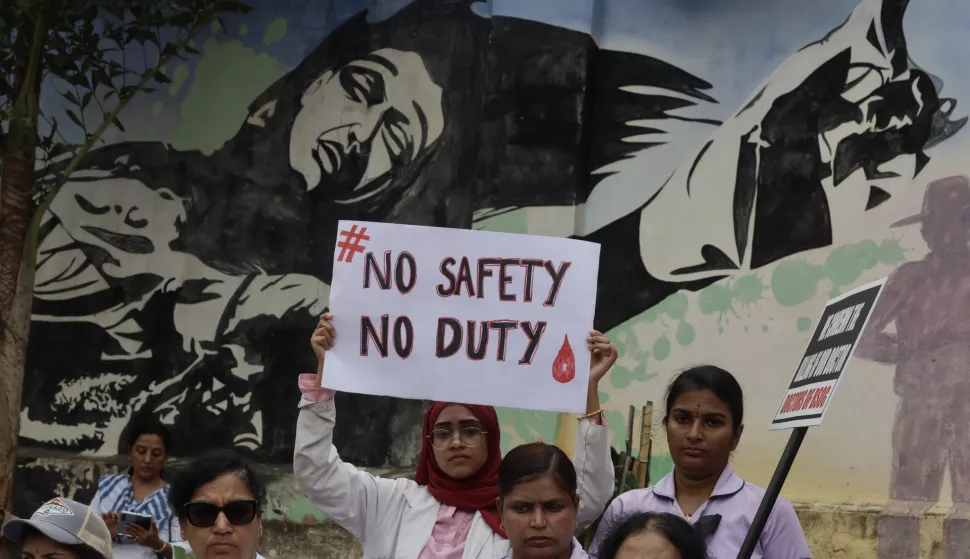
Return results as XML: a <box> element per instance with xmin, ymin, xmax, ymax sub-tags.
<box><xmin>588</xmin><ymin>366</ymin><xmax>810</xmax><ymax>559</ymax></box>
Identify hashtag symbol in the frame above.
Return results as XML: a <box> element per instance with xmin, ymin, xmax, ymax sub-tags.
<box><xmin>337</xmin><ymin>225</ymin><xmax>370</xmax><ymax>263</ymax></box>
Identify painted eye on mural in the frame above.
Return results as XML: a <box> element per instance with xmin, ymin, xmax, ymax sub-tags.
<box><xmin>340</xmin><ymin>66</ymin><xmax>387</xmax><ymax>108</ymax></box>
<box><xmin>74</xmin><ymin>194</ymin><xmax>111</xmax><ymax>215</ymax></box>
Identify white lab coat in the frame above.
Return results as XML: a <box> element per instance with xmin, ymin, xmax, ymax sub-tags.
<box><xmin>294</xmin><ymin>397</ymin><xmax>615</xmax><ymax>559</ymax></box>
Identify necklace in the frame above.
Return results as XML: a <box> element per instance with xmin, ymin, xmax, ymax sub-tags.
<box><xmin>684</xmin><ymin>512</ymin><xmax>692</xmax><ymax>520</ymax></box>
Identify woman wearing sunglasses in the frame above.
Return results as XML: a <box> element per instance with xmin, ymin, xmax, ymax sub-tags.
<box><xmin>295</xmin><ymin>313</ymin><xmax>618</xmax><ymax>558</ymax></box>
<box><xmin>167</xmin><ymin>449</ymin><xmax>266</xmax><ymax>559</ymax></box>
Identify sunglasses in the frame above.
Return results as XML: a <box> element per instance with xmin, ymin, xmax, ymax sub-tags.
<box><xmin>184</xmin><ymin>500</ymin><xmax>259</xmax><ymax>528</ymax></box>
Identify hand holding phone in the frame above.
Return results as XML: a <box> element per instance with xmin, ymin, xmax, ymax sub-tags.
<box><xmin>118</xmin><ymin>511</ymin><xmax>152</xmax><ymax>536</ymax></box>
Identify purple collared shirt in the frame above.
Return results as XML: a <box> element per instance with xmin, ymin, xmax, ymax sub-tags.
<box><xmin>589</xmin><ymin>466</ymin><xmax>810</xmax><ymax>559</ymax></box>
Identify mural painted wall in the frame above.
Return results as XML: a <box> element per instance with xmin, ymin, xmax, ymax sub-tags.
<box><xmin>15</xmin><ymin>0</ymin><xmax>970</xmax><ymax>555</ymax></box>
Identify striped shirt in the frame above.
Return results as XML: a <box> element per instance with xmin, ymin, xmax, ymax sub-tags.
<box><xmin>91</xmin><ymin>474</ymin><xmax>179</xmax><ymax>559</ymax></box>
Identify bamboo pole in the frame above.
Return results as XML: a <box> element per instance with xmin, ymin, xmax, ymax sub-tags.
<box><xmin>634</xmin><ymin>401</ymin><xmax>654</xmax><ymax>488</ymax></box>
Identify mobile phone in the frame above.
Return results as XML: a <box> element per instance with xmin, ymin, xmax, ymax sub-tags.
<box><xmin>118</xmin><ymin>511</ymin><xmax>152</xmax><ymax>536</ymax></box>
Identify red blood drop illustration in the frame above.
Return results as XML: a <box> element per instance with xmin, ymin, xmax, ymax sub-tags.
<box><xmin>552</xmin><ymin>335</ymin><xmax>576</xmax><ymax>384</ymax></box>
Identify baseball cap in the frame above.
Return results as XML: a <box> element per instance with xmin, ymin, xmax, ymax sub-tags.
<box><xmin>2</xmin><ymin>497</ymin><xmax>112</xmax><ymax>559</ymax></box>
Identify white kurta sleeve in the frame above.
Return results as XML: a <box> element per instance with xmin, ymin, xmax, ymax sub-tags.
<box><xmin>572</xmin><ymin>418</ymin><xmax>615</xmax><ymax>528</ymax></box>
<box><xmin>293</xmin><ymin>396</ymin><xmax>416</xmax><ymax>544</ymax></box>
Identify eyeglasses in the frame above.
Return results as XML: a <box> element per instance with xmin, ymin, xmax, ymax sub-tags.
<box><xmin>184</xmin><ymin>500</ymin><xmax>259</xmax><ymax>528</ymax></box>
<box><xmin>428</xmin><ymin>427</ymin><xmax>487</xmax><ymax>450</ymax></box>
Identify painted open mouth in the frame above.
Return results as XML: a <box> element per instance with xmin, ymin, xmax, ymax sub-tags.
<box><xmin>82</xmin><ymin>226</ymin><xmax>155</xmax><ymax>254</ymax></box>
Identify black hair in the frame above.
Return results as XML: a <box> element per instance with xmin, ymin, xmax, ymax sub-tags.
<box><xmin>125</xmin><ymin>417</ymin><xmax>171</xmax><ymax>477</ymax></box>
<box><xmin>168</xmin><ymin>449</ymin><xmax>266</xmax><ymax>520</ymax></box>
<box><xmin>126</xmin><ymin>417</ymin><xmax>171</xmax><ymax>453</ymax></box>
<box><xmin>596</xmin><ymin>512</ymin><xmax>709</xmax><ymax>559</ymax></box>
<box><xmin>498</xmin><ymin>442</ymin><xmax>577</xmax><ymax>503</ymax></box>
<box><xmin>664</xmin><ymin>365</ymin><xmax>744</xmax><ymax>434</ymax></box>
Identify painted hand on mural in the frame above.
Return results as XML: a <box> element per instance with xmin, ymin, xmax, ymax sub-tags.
<box><xmin>25</xmin><ymin>168</ymin><xmax>332</xmax><ymax>455</ymax></box>
<box><xmin>589</xmin><ymin>0</ymin><xmax>965</xmax><ymax>332</ymax></box>
<box><xmin>639</xmin><ymin>0</ymin><xmax>964</xmax><ymax>283</ymax></box>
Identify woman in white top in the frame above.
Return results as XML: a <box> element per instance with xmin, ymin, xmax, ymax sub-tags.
<box><xmin>90</xmin><ymin>419</ymin><xmax>180</xmax><ymax>559</ymax></box>
<box><xmin>295</xmin><ymin>313</ymin><xmax>617</xmax><ymax>558</ymax></box>
<box><xmin>497</xmin><ymin>442</ymin><xmax>589</xmax><ymax>559</ymax></box>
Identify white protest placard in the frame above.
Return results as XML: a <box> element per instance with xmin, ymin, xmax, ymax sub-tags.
<box><xmin>324</xmin><ymin>221</ymin><xmax>601</xmax><ymax>413</ymax></box>
<box><xmin>769</xmin><ymin>277</ymin><xmax>887</xmax><ymax>430</ymax></box>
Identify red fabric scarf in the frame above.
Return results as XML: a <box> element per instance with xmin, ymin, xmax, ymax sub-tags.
<box><xmin>414</xmin><ymin>401</ymin><xmax>506</xmax><ymax>539</ymax></box>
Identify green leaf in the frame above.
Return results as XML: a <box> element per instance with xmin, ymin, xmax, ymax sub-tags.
<box><xmin>152</xmin><ymin>70</ymin><xmax>172</xmax><ymax>84</ymax></box>
<box><xmin>63</xmin><ymin>89</ymin><xmax>80</xmax><ymax>107</ymax></box>
<box><xmin>111</xmin><ymin>115</ymin><xmax>126</xmax><ymax>132</ymax></box>
<box><xmin>65</xmin><ymin>109</ymin><xmax>83</xmax><ymax>128</ymax></box>
<box><xmin>81</xmin><ymin>91</ymin><xmax>92</xmax><ymax>110</ymax></box>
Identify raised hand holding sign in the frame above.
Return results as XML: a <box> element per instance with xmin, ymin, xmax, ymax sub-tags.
<box><xmin>322</xmin><ymin>221</ymin><xmax>601</xmax><ymax>413</ymax></box>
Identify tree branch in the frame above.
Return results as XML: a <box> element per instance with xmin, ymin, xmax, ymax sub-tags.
<box><xmin>29</xmin><ymin>18</ymin><xmax>212</xmax><ymax>237</ymax></box>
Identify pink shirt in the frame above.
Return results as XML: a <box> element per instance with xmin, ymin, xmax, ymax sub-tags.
<box><xmin>298</xmin><ymin>375</ymin><xmax>477</xmax><ymax>558</ymax></box>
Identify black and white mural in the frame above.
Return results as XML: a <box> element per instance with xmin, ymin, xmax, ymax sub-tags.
<box><xmin>18</xmin><ymin>0</ymin><xmax>965</xmax><ymax>481</ymax></box>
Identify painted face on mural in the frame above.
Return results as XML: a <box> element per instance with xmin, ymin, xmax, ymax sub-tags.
<box><xmin>665</xmin><ymin>388</ymin><xmax>741</xmax><ymax>481</ymax></box>
<box><xmin>289</xmin><ymin>48</ymin><xmax>445</xmax><ymax>203</ymax></box>
<box><xmin>49</xmin><ymin>176</ymin><xmax>188</xmax><ymax>255</ymax></box>
<box><xmin>430</xmin><ymin>404</ymin><xmax>490</xmax><ymax>479</ymax></box>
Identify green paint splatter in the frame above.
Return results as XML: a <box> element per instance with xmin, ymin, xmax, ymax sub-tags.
<box><xmin>609</xmin><ymin>366</ymin><xmax>634</xmax><ymax>390</ymax></box>
<box><xmin>877</xmin><ymin>239</ymin><xmax>905</xmax><ymax>265</ymax></box>
<box><xmin>824</xmin><ymin>242</ymin><xmax>871</xmax><ymax>287</ymax></box>
<box><xmin>762</xmin><ymin>324</ymin><xmax>769</xmax><ymax>332</ymax></box>
<box><xmin>772</xmin><ymin>239</ymin><xmax>904</xmax><ymax>308</ymax></box>
<box><xmin>239</xmin><ymin>23</ymin><xmax>249</xmax><ymax>36</ymax></box>
<box><xmin>733</xmin><ymin>274</ymin><xmax>765</xmax><ymax>306</ymax></box>
<box><xmin>698</xmin><ymin>284</ymin><xmax>735</xmax><ymax>318</ymax></box>
<box><xmin>279</xmin><ymin>494</ymin><xmax>327</xmax><ymax>522</ymax></box>
<box><xmin>675</xmin><ymin>321</ymin><xmax>695</xmax><ymax>346</ymax></box>
<box><xmin>797</xmin><ymin>317</ymin><xmax>812</xmax><ymax>331</ymax></box>
<box><xmin>263</xmin><ymin>18</ymin><xmax>288</xmax><ymax>45</ymax></box>
<box><xmin>169</xmin><ymin>64</ymin><xmax>190</xmax><ymax>96</ymax></box>
<box><xmin>151</xmin><ymin>102</ymin><xmax>164</xmax><ymax>117</ymax></box>
<box><xmin>660</xmin><ymin>293</ymin><xmax>688</xmax><ymax>320</ymax></box>
<box><xmin>771</xmin><ymin>260</ymin><xmax>826</xmax><ymax>307</ymax></box>
<box><xmin>599</xmin><ymin>391</ymin><xmax>610</xmax><ymax>404</ymax></box>
<box><xmin>475</xmin><ymin>209</ymin><xmax>528</xmax><ymax>234</ymax></box>
<box><xmin>171</xmin><ymin>37</ymin><xmax>289</xmax><ymax>154</ymax></box>
<box><xmin>649</xmin><ymin>453</ymin><xmax>674</xmax><ymax>483</ymax></box>
<box><xmin>496</xmin><ymin>408</ymin><xmax>559</xmax><ymax>454</ymax></box>
<box><xmin>603</xmin><ymin>408</ymin><xmax>641</xmax><ymax>448</ymax></box>
<box><xmin>630</xmin><ymin>361</ymin><xmax>650</xmax><ymax>382</ymax></box>
<box><xmin>652</xmin><ymin>336</ymin><xmax>671</xmax><ymax>361</ymax></box>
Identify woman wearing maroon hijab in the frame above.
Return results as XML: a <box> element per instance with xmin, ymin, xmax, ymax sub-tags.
<box><xmin>294</xmin><ymin>313</ymin><xmax>617</xmax><ymax>558</ymax></box>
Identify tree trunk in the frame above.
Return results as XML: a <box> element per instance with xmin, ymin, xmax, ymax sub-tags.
<box><xmin>0</xmin><ymin>13</ymin><xmax>45</xmax><ymax>516</ymax></box>
<box><xmin>0</xmin><ymin>260</ymin><xmax>32</xmax><ymax>549</ymax></box>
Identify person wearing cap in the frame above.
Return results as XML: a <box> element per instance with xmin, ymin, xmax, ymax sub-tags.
<box><xmin>3</xmin><ymin>497</ymin><xmax>113</xmax><ymax>559</ymax></box>
<box><xmin>856</xmin><ymin>174</ymin><xmax>970</xmax><ymax>558</ymax></box>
